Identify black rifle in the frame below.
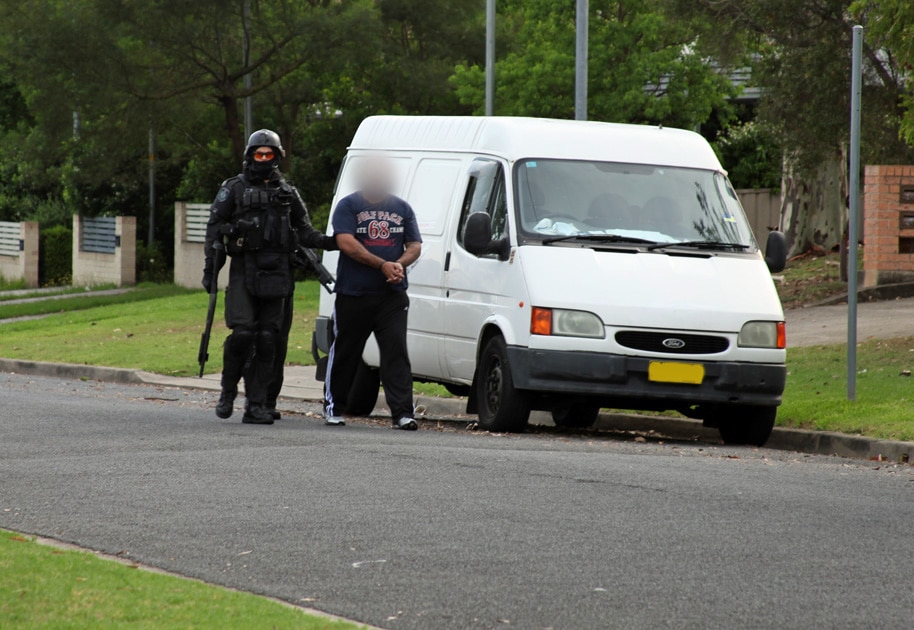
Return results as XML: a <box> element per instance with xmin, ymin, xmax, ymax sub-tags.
<box><xmin>197</xmin><ymin>240</ymin><xmax>227</xmax><ymax>378</ymax></box>
<box><xmin>293</xmin><ymin>239</ymin><xmax>335</xmax><ymax>294</ymax></box>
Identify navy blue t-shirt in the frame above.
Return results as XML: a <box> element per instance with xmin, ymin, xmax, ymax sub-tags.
<box><xmin>332</xmin><ymin>192</ymin><xmax>422</xmax><ymax>296</ymax></box>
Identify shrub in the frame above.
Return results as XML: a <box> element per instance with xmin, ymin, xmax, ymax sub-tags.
<box><xmin>40</xmin><ymin>224</ymin><xmax>72</xmax><ymax>287</ymax></box>
<box><xmin>136</xmin><ymin>240</ymin><xmax>171</xmax><ymax>284</ymax></box>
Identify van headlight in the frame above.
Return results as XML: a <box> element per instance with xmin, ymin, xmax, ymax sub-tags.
<box><xmin>738</xmin><ymin>321</ymin><xmax>786</xmax><ymax>349</ymax></box>
<box><xmin>531</xmin><ymin>307</ymin><xmax>605</xmax><ymax>338</ymax></box>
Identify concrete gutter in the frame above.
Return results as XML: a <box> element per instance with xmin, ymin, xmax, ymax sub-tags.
<box><xmin>4</xmin><ymin>358</ymin><xmax>912</xmax><ymax>465</ymax></box>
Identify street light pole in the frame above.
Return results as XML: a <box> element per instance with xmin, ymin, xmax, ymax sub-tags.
<box><xmin>485</xmin><ymin>0</ymin><xmax>495</xmax><ymax>116</ymax></box>
<box><xmin>847</xmin><ymin>25</ymin><xmax>863</xmax><ymax>401</ymax></box>
<box><xmin>575</xmin><ymin>0</ymin><xmax>588</xmax><ymax>121</ymax></box>
<box><xmin>242</xmin><ymin>0</ymin><xmax>253</xmax><ymax>138</ymax></box>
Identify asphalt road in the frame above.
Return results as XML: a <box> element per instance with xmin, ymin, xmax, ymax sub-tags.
<box><xmin>2</xmin><ymin>373</ymin><xmax>913</xmax><ymax>629</ymax></box>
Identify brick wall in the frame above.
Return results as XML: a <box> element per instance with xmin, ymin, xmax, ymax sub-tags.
<box><xmin>863</xmin><ymin>165</ymin><xmax>914</xmax><ymax>287</ymax></box>
<box><xmin>71</xmin><ymin>215</ymin><xmax>136</xmax><ymax>287</ymax></box>
<box><xmin>0</xmin><ymin>222</ymin><xmax>39</xmax><ymax>287</ymax></box>
<box><xmin>173</xmin><ymin>202</ymin><xmax>229</xmax><ymax>289</ymax></box>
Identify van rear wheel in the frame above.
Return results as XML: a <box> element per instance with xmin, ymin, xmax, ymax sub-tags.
<box><xmin>346</xmin><ymin>362</ymin><xmax>380</xmax><ymax>417</ymax></box>
<box><xmin>716</xmin><ymin>405</ymin><xmax>776</xmax><ymax>447</ymax></box>
<box><xmin>552</xmin><ymin>403</ymin><xmax>601</xmax><ymax>429</ymax></box>
<box><xmin>476</xmin><ymin>336</ymin><xmax>530</xmax><ymax>432</ymax></box>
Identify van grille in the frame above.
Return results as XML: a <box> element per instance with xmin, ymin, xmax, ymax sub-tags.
<box><xmin>615</xmin><ymin>331</ymin><xmax>729</xmax><ymax>355</ymax></box>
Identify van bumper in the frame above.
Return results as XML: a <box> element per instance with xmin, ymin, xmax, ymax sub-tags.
<box><xmin>506</xmin><ymin>347</ymin><xmax>786</xmax><ymax>407</ymax></box>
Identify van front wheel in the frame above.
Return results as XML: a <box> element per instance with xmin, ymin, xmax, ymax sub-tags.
<box><xmin>716</xmin><ymin>406</ymin><xmax>776</xmax><ymax>447</ymax></box>
<box><xmin>476</xmin><ymin>336</ymin><xmax>530</xmax><ymax>432</ymax></box>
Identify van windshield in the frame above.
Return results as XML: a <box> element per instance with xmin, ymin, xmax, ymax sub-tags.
<box><xmin>514</xmin><ymin>159</ymin><xmax>757</xmax><ymax>249</ymax></box>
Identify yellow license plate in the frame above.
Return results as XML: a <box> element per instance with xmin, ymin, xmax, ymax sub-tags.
<box><xmin>648</xmin><ymin>361</ymin><xmax>705</xmax><ymax>385</ymax></box>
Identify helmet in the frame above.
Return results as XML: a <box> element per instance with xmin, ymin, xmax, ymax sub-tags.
<box><xmin>244</xmin><ymin>129</ymin><xmax>285</xmax><ymax>158</ymax></box>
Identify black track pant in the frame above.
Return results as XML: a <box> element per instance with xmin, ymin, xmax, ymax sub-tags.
<box><xmin>325</xmin><ymin>291</ymin><xmax>413</xmax><ymax>421</ymax></box>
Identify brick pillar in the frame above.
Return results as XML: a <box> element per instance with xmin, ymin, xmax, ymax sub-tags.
<box><xmin>862</xmin><ymin>165</ymin><xmax>914</xmax><ymax>287</ymax></box>
<box><xmin>21</xmin><ymin>221</ymin><xmax>39</xmax><ymax>288</ymax></box>
<box><xmin>116</xmin><ymin>216</ymin><xmax>136</xmax><ymax>287</ymax></box>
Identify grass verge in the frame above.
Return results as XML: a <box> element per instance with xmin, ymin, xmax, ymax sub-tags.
<box><xmin>778</xmin><ymin>337</ymin><xmax>914</xmax><ymax>441</ymax></box>
<box><xmin>0</xmin><ymin>529</ymin><xmax>360</xmax><ymax>629</ymax></box>
<box><xmin>0</xmin><ymin>282</ymin><xmax>322</xmax><ymax>376</ymax></box>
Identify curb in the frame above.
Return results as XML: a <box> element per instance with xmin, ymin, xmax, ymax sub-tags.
<box><xmin>3</xmin><ymin>358</ymin><xmax>913</xmax><ymax>465</ymax></box>
<box><xmin>0</xmin><ymin>358</ymin><xmax>143</xmax><ymax>385</ymax></box>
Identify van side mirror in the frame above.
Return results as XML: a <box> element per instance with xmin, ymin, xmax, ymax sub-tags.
<box><xmin>765</xmin><ymin>231</ymin><xmax>787</xmax><ymax>273</ymax></box>
<box><xmin>464</xmin><ymin>212</ymin><xmax>510</xmax><ymax>261</ymax></box>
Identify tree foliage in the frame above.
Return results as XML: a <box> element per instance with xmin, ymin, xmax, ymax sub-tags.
<box><xmin>452</xmin><ymin>0</ymin><xmax>736</xmax><ymax>129</ymax></box>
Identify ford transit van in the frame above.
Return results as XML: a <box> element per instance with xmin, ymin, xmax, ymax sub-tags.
<box><xmin>313</xmin><ymin>116</ymin><xmax>788</xmax><ymax>446</ymax></box>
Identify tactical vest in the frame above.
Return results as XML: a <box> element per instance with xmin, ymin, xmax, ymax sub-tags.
<box><xmin>225</xmin><ymin>175</ymin><xmax>296</xmax><ymax>299</ymax></box>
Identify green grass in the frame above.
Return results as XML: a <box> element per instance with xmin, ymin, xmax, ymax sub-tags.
<box><xmin>0</xmin><ymin>282</ymin><xmax>322</xmax><ymax>376</ymax></box>
<box><xmin>0</xmin><ymin>286</ymin><xmax>89</xmax><ymax>303</ymax></box>
<box><xmin>0</xmin><ymin>283</ymin><xmax>180</xmax><ymax>319</ymax></box>
<box><xmin>0</xmin><ymin>275</ymin><xmax>26</xmax><ymax>291</ymax></box>
<box><xmin>778</xmin><ymin>337</ymin><xmax>914</xmax><ymax>441</ymax></box>
<box><xmin>0</xmin><ymin>529</ymin><xmax>360</xmax><ymax>629</ymax></box>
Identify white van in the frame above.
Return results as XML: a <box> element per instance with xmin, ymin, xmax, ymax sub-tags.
<box><xmin>313</xmin><ymin>116</ymin><xmax>788</xmax><ymax>446</ymax></box>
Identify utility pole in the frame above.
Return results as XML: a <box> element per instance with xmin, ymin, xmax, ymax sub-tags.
<box><xmin>485</xmin><ymin>0</ymin><xmax>495</xmax><ymax>116</ymax></box>
<box><xmin>148</xmin><ymin>121</ymin><xmax>156</xmax><ymax>246</ymax></box>
<box><xmin>574</xmin><ymin>0</ymin><xmax>588</xmax><ymax>121</ymax></box>
<box><xmin>242</xmin><ymin>0</ymin><xmax>253</xmax><ymax>139</ymax></box>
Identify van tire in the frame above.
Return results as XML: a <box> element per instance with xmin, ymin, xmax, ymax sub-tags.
<box><xmin>346</xmin><ymin>362</ymin><xmax>380</xmax><ymax>417</ymax></box>
<box><xmin>476</xmin><ymin>336</ymin><xmax>530</xmax><ymax>432</ymax></box>
<box><xmin>716</xmin><ymin>406</ymin><xmax>776</xmax><ymax>447</ymax></box>
<box><xmin>552</xmin><ymin>403</ymin><xmax>601</xmax><ymax>429</ymax></box>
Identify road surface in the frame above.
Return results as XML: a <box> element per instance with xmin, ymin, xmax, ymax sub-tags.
<box><xmin>1</xmin><ymin>373</ymin><xmax>913</xmax><ymax>628</ymax></box>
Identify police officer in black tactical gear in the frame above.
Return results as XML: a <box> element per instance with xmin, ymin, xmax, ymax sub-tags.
<box><xmin>203</xmin><ymin>129</ymin><xmax>336</xmax><ymax>424</ymax></box>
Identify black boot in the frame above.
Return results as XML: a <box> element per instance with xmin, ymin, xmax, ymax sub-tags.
<box><xmin>215</xmin><ymin>388</ymin><xmax>237</xmax><ymax>419</ymax></box>
<box><xmin>265</xmin><ymin>400</ymin><xmax>281</xmax><ymax>420</ymax></box>
<box><xmin>243</xmin><ymin>402</ymin><xmax>275</xmax><ymax>425</ymax></box>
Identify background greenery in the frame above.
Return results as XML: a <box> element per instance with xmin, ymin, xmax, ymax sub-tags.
<box><xmin>4</xmin><ymin>0</ymin><xmax>914</xmax><ymax>279</ymax></box>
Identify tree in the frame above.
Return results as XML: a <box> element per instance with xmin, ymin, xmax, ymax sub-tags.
<box><xmin>853</xmin><ymin>0</ymin><xmax>914</xmax><ymax>145</ymax></box>
<box><xmin>451</xmin><ymin>0</ymin><xmax>736</xmax><ymax>129</ymax></box>
<box><xmin>667</xmin><ymin>0</ymin><xmax>914</xmax><ymax>255</ymax></box>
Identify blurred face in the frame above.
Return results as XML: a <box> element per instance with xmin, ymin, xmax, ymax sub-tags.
<box><xmin>358</xmin><ymin>156</ymin><xmax>394</xmax><ymax>201</ymax></box>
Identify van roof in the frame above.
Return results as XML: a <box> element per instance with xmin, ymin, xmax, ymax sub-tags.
<box><xmin>349</xmin><ymin>116</ymin><xmax>724</xmax><ymax>172</ymax></box>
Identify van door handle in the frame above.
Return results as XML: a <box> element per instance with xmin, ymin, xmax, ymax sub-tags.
<box><xmin>444</xmin><ymin>251</ymin><xmax>451</xmax><ymax>271</ymax></box>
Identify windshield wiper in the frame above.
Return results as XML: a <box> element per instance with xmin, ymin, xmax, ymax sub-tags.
<box><xmin>542</xmin><ymin>234</ymin><xmax>657</xmax><ymax>246</ymax></box>
<box><xmin>647</xmin><ymin>240</ymin><xmax>751</xmax><ymax>251</ymax></box>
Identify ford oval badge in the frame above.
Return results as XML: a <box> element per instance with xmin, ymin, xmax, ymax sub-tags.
<box><xmin>662</xmin><ymin>338</ymin><xmax>686</xmax><ymax>349</ymax></box>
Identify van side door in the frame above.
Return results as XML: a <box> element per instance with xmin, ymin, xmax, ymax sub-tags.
<box><xmin>443</xmin><ymin>158</ymin><xmax>515</xmax><ymax>382</ymax></box>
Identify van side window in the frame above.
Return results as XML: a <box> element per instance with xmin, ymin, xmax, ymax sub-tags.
<box><xmin>458</xmin><ymin>160</ymin><xmax>508</xmax><ymax>248</ymax></box>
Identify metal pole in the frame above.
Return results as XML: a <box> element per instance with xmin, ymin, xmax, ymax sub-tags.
<box><xmin>148</xmin><ymin>122</ymin><xmax>156</xmax><ymax>246</ymax></box>
<box><xmin>242</xmin><ymin>0</ymin><xmax>253</xmax><ymax>138</ymax></box>
<box><xmin>574</xmin><ymin>0</ymin><xmax>588</xmax><ymax>121</ymax></box>
<box><xmin>847</xmin><ymin>25</ymin><xmax>863</xmax><ymax>401</ymax></box>
<box><xmin>485</xmin><ymin>0</ymin><xmax>495</xmax><ymax>116</ymax></box>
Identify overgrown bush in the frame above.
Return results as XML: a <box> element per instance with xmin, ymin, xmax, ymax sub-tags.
<box><xmin>136</xmin><ymin>240</ymin><xmax>171</xmax><ymax>284</ymax></box>
<box><xmin>713</xmin><ymin>122</ymin><xmax>783</xmax><ymax>190</ymax></box>
<box><xmin>39</xmin><ymin>224</ymin><xmax>72</xmax><ymax>287</ymax></box>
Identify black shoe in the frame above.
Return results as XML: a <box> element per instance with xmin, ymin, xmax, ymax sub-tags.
<box><xmin>267</xmin><ymin>408</ymin><xmax>281</xmax><ymax>420</ymax></box>
<box><xmin>243</xmin><ymin>403</ymin><xmax>275</xmax><ymax>425</ymax></box>
<box><xmin>215</xmin><ymin>389</ymin><xmax>237</xmax><ymax>419</ymax></box>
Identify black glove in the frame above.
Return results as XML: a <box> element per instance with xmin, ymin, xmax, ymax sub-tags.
<box><xmin>322</xmin><ymin>234</ymin><xmax>338</xmax><ymax>251</ymax></box>
<box><xmin>202</xmin><ymin>264</ymin><xmax>213</xmax><ymax>292</ymax></box>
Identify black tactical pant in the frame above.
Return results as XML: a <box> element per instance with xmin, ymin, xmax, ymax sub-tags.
<box><xmin>324</xmin><ymin>291</ymin><xmax>413</xmax><ymax>421</ymax></box>
<box><xmin>265</xmin><ymin>291</ymin><xmax>294</xmax><ymax>408</ymax></box>
<box><xmin>222</xmin><ymin>256</ymin><xmax>285</xmax><ymax>406</ymax></box>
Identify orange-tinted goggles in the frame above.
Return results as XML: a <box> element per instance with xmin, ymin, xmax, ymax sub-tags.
<box><xmin>253</xmin><ymin>149</ymin><xmax>275</xmax><ymax>162</ymax></box>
